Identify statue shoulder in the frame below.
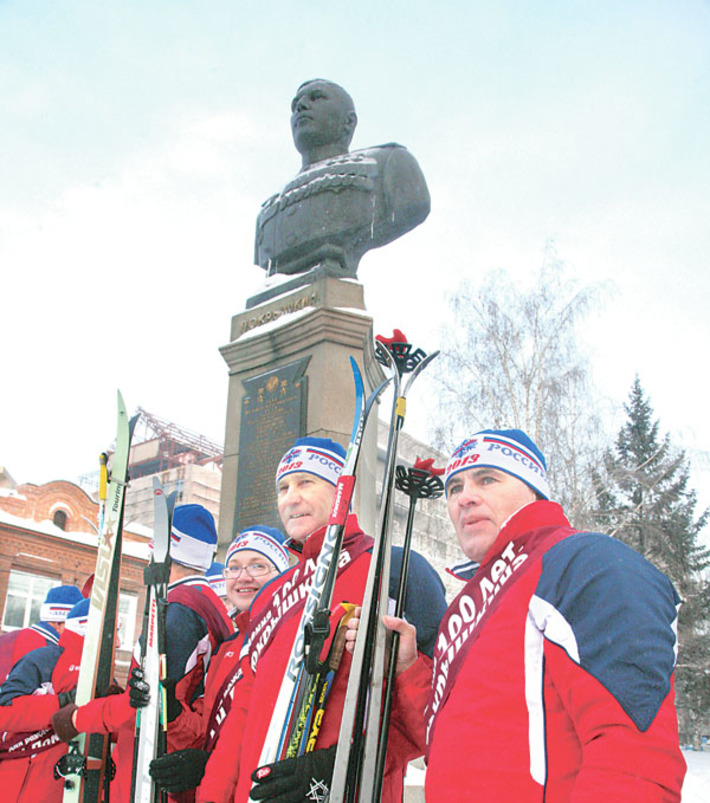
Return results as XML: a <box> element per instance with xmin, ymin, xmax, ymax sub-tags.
<box><xmin>358</xmin><ymin>143</ymin><xmax>424</xmax><ymax>173</ymax></box>
<box><xmin>352</xmin><ymin>142</ymin><xmax>406</xmax><ymax>160</ymax></box>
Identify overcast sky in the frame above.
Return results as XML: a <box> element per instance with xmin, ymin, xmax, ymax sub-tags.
<box><xmin>2</xmin><ymin>1</ymin><xmax>709</xmax><ymax>520</ymax></box>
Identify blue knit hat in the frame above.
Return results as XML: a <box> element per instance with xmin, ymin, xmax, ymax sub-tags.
<box><xmin>170</xmin><ymin>504</ymin><xmax>218</xmax><ymax>572</ymax></box>
<box><xmin>226</xmin><ymin>525</ymin><xmax>289</xmax><ymax>574</ymax></box>
<box><xmin>40</xmin><ymin>585</ymin><xmax>84</xmax><ymax>623</ymax></box>
<box><xmin>445</xmin><ymin>429</ymin><xmax>550</xmax><ymax>500</ymax></box>
<box><xmin>206</xmin><ymin>562</ymin><xmax>227</xmax><ymax>598</ymax></box>
<box><xmin>64</xmin><ymin>597</ymin><xmax>91</xmax><ymax>637</ymax></box>
<box><xmin>275</xmin><ymin>437</ymin><xmax>346</xmax><ymax>488</ymax></box>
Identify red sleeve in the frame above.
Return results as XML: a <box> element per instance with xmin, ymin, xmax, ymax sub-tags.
<box><xmin>390</xmin><ymin>654</ymin><xmax>432</xmax><ymax>756</ymax></box>
<box><xmin>195</xmin><ymin>659</ymin><xmax>251</xmax><ymax>803</ymax></box>
<box><xmin>0</xmin><ymin>694</ymin><xmax>59</xmax><ymax>732</ymax></box>
<box><xmin>74</xmin><ymin>689</ymin><xmax>135</xmax><ymax>735</ymax></box>
<box><xmin>544</xmin><ymin>640</ymin><xmax>686</xmax><ymax>802</ymax></box>
<box><xmin>167</xmin><ymin>696</ymin><xmax>206</xmax><ymax>753</ymax></box>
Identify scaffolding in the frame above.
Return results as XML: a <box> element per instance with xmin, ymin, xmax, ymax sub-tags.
<box><xmin>127</xmin><ymin>408</ymin><xmax>223</xmax><ymax>480</ymax></box>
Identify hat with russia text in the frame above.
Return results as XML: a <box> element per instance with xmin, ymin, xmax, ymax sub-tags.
<box><xmin>444</xmin><ymin>429</ymin><xmax>550</xmax><ymax>500</ymax></box>
<box><xmin>206</xmin><ymin>562</ymin><xmax>227</xmax><ymax>598</ymax></box>
<box><xmin>275</xmin><ymin>437</ymin><xmax>346</xmax><ymax>489</ymax></box>
<box><xmin>64</xmin><ymin>597</ymin><xmax>91</xmax><ymax>637</ymax></box>
<box><xmin>169</xmin><ymin>504</ymin><xmax>218</xmax><ymax>572</ymax></box>
<box><xmin>226</xmin><ymin>525</ymin><xmax>289</xmax><ymax>574</ymax></box>
<box><xmin>40</xmin><ymin>585</ymin><xmax>85</xmax><ymax>623</ymax></box>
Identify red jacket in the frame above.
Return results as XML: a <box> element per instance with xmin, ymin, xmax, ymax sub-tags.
<box><xmin>0</xmin><ymin>623</ymin><xmax>59</xmax><ymax>684</ymax></box>
<box><xmin>197</xmin><ymin>515</ymin><xmax>427</xmax><ymax>803</ymax></box>
<box><xmin>393</xmin><ymin>501</ymin><xmax>686</xmax><ymax>802</ymax></box>
<box><xmin>201</xmin><ymin>612</ymin><xmax>248</xmax><ymax>754</ymax></box>
<box><xmin>0</xmin><ymin>628</ymin><xmax>83</xmax><ymax>802</ymax></box>
<box><xmin>74</xmin><ymin>575</ymin><xmax>233</xmax><ymax>803</ymax></box>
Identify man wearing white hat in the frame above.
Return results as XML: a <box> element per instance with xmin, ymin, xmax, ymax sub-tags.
<box><xmin>373</xmin><ymin>428</ymin><xmax>686</xmax><ymax>802</ymax></box>
<box><xmin>198</xmin><ymin>437</ymin><xmax>447</xmax><ymax>803</ymax></box>
<box><xmin>0</xmin><ymin>598</ymin><xmax>91</xmax><ymax>801</ymax></box>
<box><xmin>0</xmin><ymin>585</ymin><xmax>84</xmax><ymax>684</ymax></box>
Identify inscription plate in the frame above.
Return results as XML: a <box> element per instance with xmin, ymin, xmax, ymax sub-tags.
<box><xmin>233</xmin><ymin>358</ymin><xmax>309</xmax><ymax>536</ymax></box>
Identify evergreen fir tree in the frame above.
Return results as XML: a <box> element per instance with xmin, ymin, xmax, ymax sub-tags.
<box><xmin>592</xmin><ymin>376</ymin><xmax>710</xmax><ymax>747</ymax></box>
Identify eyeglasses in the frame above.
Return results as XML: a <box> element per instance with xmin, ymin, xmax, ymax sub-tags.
<box><xmin>222</xmin><ymin>563</ymin><xmax>273</xmax><ymax>579</ymax></box>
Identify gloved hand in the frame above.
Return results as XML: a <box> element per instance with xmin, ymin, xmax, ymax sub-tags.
<box><xmin>149</xmin><ymin>748</ymin><xmax>209</xmax><ymax>793</ymax></box>
<box><xmin>57</xmin><ymin>687</ymin><xmax>76</xmax><ymax>707</ymax></box>
<box><xmin>101</xmin><ymin>682</ymin><xmax>124</xmax><ymax>697</ymax></box>
<box><xmin>128</xmin><ymin>666</ymin><xmax>151</xmax><ymax>709</ymax></box>
<box><xmin>52</xmin><ymin>703</ymin><xmax>79</xmax><ymax>742</ymax></box>
<box><xmin>250</xmin><ymin>746</ymin><xmax>336</xmax><ymax>803</ymax></box>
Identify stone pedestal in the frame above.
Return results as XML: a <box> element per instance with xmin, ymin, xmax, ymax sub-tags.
<box><xmin>218</xmin><ymin>270</ymin><xmax>384</xmax><ymax>550</ymax></box>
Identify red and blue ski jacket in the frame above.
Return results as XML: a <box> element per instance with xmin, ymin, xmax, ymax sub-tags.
<box><xmin>393</xmin><ymin>500</ymin><xmax>687</xmax><ymax>802</ymax></box>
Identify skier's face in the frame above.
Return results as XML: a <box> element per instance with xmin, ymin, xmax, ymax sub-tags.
<box><xmin>225</xmin><ymin>549</ymin><xmax>281</xmax><ymax>612</ymax></box>
<box><xmin>277</xmin><ymin>472</ymin><xmax>336</xmax><ymax>544</ymax></box>
<box><xmin>446</xmin><ymin>468</ymin><xmax>537</xmax><ymax>562</ymax></box>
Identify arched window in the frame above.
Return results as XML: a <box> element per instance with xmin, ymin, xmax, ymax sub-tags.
<box><xmin>53</xmin><ymin>509</ymin><xmax>68</xmax><ymax>530</ymax></box>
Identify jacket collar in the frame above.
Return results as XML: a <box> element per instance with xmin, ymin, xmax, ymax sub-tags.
<box><xmin>447</xmin><ymin>500</ymin><xmax>569</xmax><ymax>581</ymax></box>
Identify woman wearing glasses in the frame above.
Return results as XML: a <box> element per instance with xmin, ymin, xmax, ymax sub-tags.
<box><xmin>149</xmin><ymin>526</ymin><xmax>290</xmax><ymax>799</ymax></box>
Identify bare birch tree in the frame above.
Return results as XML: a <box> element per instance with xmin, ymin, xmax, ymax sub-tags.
<box><xmin>431</xmin><ymin>248</ymin><xmax>605</xmax><ymax>526</ymax></box>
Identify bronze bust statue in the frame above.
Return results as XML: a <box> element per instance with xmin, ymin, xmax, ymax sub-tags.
<box><xmin>254</xmin><ymin>80</ymin><xmax>431</xmax><ymax>279</ymax></box>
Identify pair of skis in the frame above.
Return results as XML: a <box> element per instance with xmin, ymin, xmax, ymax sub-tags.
<box><xmin>57</xmin><ymin>393</ymin><xmax>173</xmax><ymax>803</ymax></box>
<box><xmin>59</xmin><ymin>392</ymin><xmax>139</xmax><ymax>802</ymax></box>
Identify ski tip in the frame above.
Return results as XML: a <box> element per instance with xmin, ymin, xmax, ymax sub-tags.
<box><xmin>349</xmin><ymin>356</ymin><xmax>363</xmax><ymax>383</ymax></box>
<box><xmin>350</xmin><ymin>358</ymin><xmax>364</xmax><ymax>401</ymax></box>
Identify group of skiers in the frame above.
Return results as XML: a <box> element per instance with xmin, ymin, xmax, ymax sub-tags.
<box><xmin>0</xmin><ymin>428</ymin><xmax>687</xmax><ymax>802</ymax></box>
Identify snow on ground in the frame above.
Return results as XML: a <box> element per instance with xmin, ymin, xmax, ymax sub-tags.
<box><xmin>682</xmin><ymin>749</ymin><xmax>710</xmax><ymax>802</ymax></box>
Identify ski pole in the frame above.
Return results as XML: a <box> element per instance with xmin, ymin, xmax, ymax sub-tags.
<box><xmin>371</xmin><ymin>458</ymin><xmax>444</xmax><ymax>799</ymax></box>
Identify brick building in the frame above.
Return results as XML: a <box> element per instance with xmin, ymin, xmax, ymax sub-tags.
<box><xmin>0</xmin><ymin>477</ymin><xmax>151</xmax><ymax>682</ymax></box>
<box><xmin>0</xmin><ymin>408</ymin><xmax>225</xmax><ymax>683</ymax></box>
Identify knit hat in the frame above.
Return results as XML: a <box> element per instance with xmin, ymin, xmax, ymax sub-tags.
<box><xmin>206</xmin><ymin>562</ymin><xmax>227</xmax><ymax>598</ymax></box>
<box><xmin>64</xmin><ymin>597</ymin><xmax>91</xmax><ymax>637</ymax></box>
<box><xmin>226</xmin><ymin>525</ymin><xmax>290</xmax><ymax>574</ymax></box>
<box><xmin>445</xmin><ymin>429</ymin><xmax>550</xmax><ymax>500</ymax></box>
<box><xmin>275</xmin><ymin>437</ymin><xmax>346</xmax><ymax>488</ymax></box>
<box><xmin>40</xmin><ymin>585</ymin><xmax>84</xmax><ymax>623</ymax></box>
<box><xmin>170</xmin><ymin>504</ymin><xmax>218</xmax><ymax>572</ymax></box>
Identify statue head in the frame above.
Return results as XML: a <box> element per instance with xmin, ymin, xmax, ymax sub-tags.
<box><xmin>290</xmin><ymin>79</ymin><xmax>358</xmax><ymax>166</ymax></box>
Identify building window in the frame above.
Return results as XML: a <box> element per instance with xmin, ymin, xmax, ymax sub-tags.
<box><xmin>2</xmin><ymin>571</ymin><xmax>59</xmax><ymax>631</ymax></box>
<box><xmin>117</xmin><ymin>592</ymin><xmax>138</xmax><ymax>653</ymax></box>
<box><xmin>53</xmin><ymin>510</ymin><xmax>68</xmax><ymax>530</ymax></box>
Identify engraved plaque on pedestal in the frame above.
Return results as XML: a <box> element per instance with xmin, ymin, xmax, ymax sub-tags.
<box><xmin>233</xmin><ymin>357</ymin><xmax>309</xmax><ymax>535</ymax></box>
